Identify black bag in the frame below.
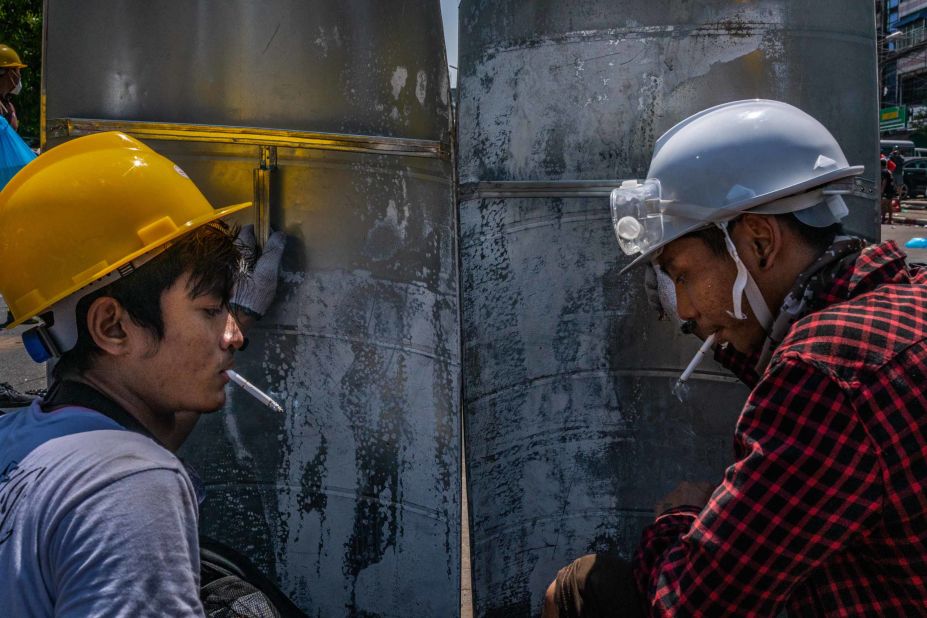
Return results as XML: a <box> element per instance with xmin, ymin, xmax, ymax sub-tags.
<box><xmin>200</xmin><ymin>539</ymin><xmax>305</xmax><ymax>618</ymax></box>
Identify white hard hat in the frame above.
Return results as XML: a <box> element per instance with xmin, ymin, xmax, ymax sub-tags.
<box><xmin>612</xmin><ymin>99</ymin><xmax>864</xmax><ymax>273</ymax></box>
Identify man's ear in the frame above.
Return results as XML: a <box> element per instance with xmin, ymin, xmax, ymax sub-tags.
<box><xmin>736</xmin><ymin>214</ymin><xmax>782</xmax><ymax>272</ymax></box>
<box><xmin>85</xmin><ymin>297</ymin><xmax>131</xmax><ymax>356</ymax></box>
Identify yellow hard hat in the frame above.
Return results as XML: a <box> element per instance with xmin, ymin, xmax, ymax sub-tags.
<box><xmin>0</xmin><ymin>132</ymin><xmax>250</xmax><ymax>328</ymax></box>
<box><xmin>0</xmin><ymin>45</ymin><xmax>26</xmax><ymax>69</ymax></box>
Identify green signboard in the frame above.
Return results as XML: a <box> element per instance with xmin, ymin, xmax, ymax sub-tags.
<box><xmin>881</xmin><ymin>105</ymin><xmax>907</xmax><ymax>132</ymax></box>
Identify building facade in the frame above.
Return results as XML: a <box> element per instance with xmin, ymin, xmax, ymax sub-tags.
<box><xmin>879</xmin><ymin>0</ymin><xmax>927</xmax><ymax>140</ymax></box>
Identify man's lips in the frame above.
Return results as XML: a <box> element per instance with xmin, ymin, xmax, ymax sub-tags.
<box><xmin>220</xmin><ymin>362</ymin><xmax>235</xmax><ymax>382</ymax></box>
<box><xmin>690</xmin><ymin>324</ymin><xmax>724</xmax><ymax>346</ymax></box>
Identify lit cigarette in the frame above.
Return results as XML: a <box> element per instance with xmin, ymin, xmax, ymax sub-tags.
<box><xmin>226</xmin><ymin>369</ymin><xmax>284</xmax><ymax>414</ymax></box>
<box><xmin>677</xmin><ymin>333</ymin><xmax>717</xmax><ymax>384</ymax></box>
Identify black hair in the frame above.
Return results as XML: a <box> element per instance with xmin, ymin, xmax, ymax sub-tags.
<box><xmin>53</xmin><ymin>222</ymin><xmax>243</xmax><ymax>378</ymax></box>
<box><xmin>688</xmin><ymin>212</ymin><xmax>842</xmax><ymax>257</ymax></box>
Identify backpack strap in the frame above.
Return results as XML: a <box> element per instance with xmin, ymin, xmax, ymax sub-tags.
<box><xmin>42</xmin><ymin>379</ymin><xmax>159</xmax><ymax>443</ymax></box>
<box><xmin>42</xmin><ymin>379</ymin><xmax>206</xmax><ymax>503</ymax></box>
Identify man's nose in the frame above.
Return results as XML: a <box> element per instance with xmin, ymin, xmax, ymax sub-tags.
<box><xmin>674</xmin><ymin>284</ymin><xmax>697</xmax><ymax>322</ymax></box>
<box><xmin>223</xmin><ymin>313</ymin><xmax>245</xmax><ymax>350</ymax></box>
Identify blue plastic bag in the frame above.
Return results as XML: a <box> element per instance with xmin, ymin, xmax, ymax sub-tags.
<box><xmin>0</xmin><ymin>116</ymin><xmax>36</xmax><ymax>189</ymax></box>
<box><xmin>905</xmin><ymin>237</ymin><xmax>927</xmax><ymax>249</ymax></box>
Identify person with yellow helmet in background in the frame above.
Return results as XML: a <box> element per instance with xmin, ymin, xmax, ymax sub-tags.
<box><xmin>0</xmin><ymin>44</ymin><xmax>43</xmax><ymax>406</ymax></box>
<box><xmin>0</xmin><ymin>131</ymin><xmax>286</xmax><ymax>616</ymax></box>
<box><xmin>0</xmin><ymin>44</ymin><xmax>26</xmax><ymax>131</ymax></box>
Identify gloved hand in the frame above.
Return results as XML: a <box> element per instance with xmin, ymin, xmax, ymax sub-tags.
<box><xmin>230</xmin><ymin>224</ymin><xmax>286</xmax><ymax>320</ymax></box>
<box><xmin>643</xmin><ymin>263</ymin><xmax>678</xmax><ymax>324</ymax></box>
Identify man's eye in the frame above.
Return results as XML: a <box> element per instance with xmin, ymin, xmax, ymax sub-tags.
<box><xmin>204</xmin><ymin>307</ymin><xmax>224</xmax><ymax>317</ymax></box>
<box><xmin>674</xmin><ymin>274</ymin><xmax>686</xmax><ymax>285</ymax></box>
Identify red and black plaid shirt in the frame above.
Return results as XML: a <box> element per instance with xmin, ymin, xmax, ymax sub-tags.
<box><xmin>633</xmin><ymin>242</ymin><xmax>927</xmax><ymax>616</ymax></box>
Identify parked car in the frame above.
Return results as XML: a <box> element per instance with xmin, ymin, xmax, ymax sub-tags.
<box><xmin>882</xmin><ymin>139</ymin><xmax>916</xmax><ymax>157</ymax></box>
<box><xmin>902</xmin><ymin>157</ymin><xmax>927</xmax><ymax>198</ymax></box>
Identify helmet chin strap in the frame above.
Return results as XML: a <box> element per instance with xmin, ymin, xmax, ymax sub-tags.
<box><xmin>717</xmin><ymin>221</ymin><xmax>774</xmax><ymax>332</ymax></box>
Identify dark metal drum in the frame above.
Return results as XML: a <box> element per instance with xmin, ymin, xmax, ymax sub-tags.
<box><xmin>44</xmin><ymin>2</ymin><xmax>459</xmax><ymax>615</ymax></box>
<box><xmin>457</xmin><ymin>1</ymin><xmax>877</xmax><ymax>615</ymax></box>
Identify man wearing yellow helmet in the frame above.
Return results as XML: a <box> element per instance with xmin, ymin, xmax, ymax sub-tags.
<box><xmin>0</xmin><ymin>132</ymin><xmax>285</xmax><ymax>615</ymax></box>
<box><xmin>0</xmin><ymin>44</ymin><xmax>26</xmax><ymax>131</ymax></box>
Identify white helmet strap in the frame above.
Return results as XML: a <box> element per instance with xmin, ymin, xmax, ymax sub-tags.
<box><xmin>717</xmin><ymin>221</ymin><xmax>774</xmax><ymax>331</ymax></box>
<box><xmin>43</xmin><ymin>271</ymin><xmax>120</xmax><ymax>356</ymax></box>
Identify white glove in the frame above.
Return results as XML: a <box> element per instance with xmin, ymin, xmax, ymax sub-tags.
<box><xmin>231</xmin><ymin>225</ymin><xmax>286</xmax><ymax>319</ymax></box>
<box><xmin>643</xmin><ymin>263</ymin><xmax>679</xmax><ymax>325</ymax></box>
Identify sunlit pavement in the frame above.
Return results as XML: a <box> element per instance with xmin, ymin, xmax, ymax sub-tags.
<box><xmin>0</xmin><ymin>295</ymin><xmax>45</xmax><ymax>400</ymax></box>
<box><xmin>882</xmin><ymin>200</ymin><xmax>927</xmax><ymax>263</ymax></box>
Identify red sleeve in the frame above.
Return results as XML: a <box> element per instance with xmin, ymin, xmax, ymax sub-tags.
<box><xmin>631</xmin><ymin>357</ymin><xmax>882</xmax><ymax>616</ymax></box>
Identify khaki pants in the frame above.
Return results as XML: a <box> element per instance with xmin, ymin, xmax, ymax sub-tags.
<box><xmin>553</xmin><ymin>554</ymin><xmax>644</xmax><ymax>618</ymax></box>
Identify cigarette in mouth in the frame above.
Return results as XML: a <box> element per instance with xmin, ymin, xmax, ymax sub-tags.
<box><xmin>677</xmin><ymin>333</ymin><xmax>717</xmax><ymax>384</ymax></box>
<box><xmin>225</xmin><ymin>369</ymin><xmax>284</xmax><ymax>414</ymax></box>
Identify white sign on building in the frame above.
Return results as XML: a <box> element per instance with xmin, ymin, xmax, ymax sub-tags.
<box><xmin>901</xmin><ymin>0</ymin><xmax>927</xmax><ymax>18</ymax></box>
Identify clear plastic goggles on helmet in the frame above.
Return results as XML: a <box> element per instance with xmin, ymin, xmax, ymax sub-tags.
<box><xmin>610</xmin><ymin>179</ymin><xmax>665</xmax><ymax>256</ymax></box>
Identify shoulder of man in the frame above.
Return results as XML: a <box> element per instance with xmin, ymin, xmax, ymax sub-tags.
<box><xmin>0</xmin><ymin>422</ymin><xmax>201</xmax><ymax>617</ymax></box>
<box><xmin>774</xmin><ymin>283</ymin><xmax>927</xmax><ymax>382</ymax></box>
<box><xmin>13</xmin><ymin>426</ymin><xmax>194</xmax><ymax>524</ymax></box>
<box><xmin>1</xmin><ymin>403</ymin><xmax>184</xmax><ymax>472</ymax></box>
<box><xmin>32</xmin><ymin>425</ymin><xmax>188</xmax><ymax>484</ymax></box>
<box><xmin>1</xmin><ymin>404</ymin><xmax>192</xmax><ymax>526</ymax></box>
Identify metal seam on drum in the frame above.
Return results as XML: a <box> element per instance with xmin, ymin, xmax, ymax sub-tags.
<box><xmin>48</xmin><ymin>118</ymin><xmax>450</xmax><ymax>159</ymax></box>
<box><xmin>459</xmin><ymin>177</ymin><xmax>878</xmax><ymax>200</ymax></box>
<box><xmin>459</xmin><ymin>180</ymin><xmax>618</xmax><ymax>199</ymax></box>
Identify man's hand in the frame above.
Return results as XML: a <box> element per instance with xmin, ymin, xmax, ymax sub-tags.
<box><xmin>542</xmin><ymin>579</ymin><xmax>558</xmax><ymax>618</ymax></box>
<box><xmin>0</xmin><ymin>99</ymin><xmax>16</xmax><ymax>130</ymax></box>
<box><xmin>7</xmin><ymin>101</ymin><xmax>17</xmax><ymax>131</ymax></box>
<box><xmin>230</xmin><ymin>224</ymin><xmax>286</xmax><ymax>321</ymax></box>
<box><xmin>655</xmin><ymin>481</ymin><xmax>715</xmax><ymax>516</ymax></box>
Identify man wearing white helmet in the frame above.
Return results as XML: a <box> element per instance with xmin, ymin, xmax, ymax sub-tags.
<box><xmin>544</xmin><ymin>100</ymin><xmax>927</xmax><ymax>616</ymax></box>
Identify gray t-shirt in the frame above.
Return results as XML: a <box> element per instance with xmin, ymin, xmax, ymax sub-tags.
<box><xmin>0</xmin><ymin>402</ymin><xmax>204</xmax><ymax>616</ymax></box>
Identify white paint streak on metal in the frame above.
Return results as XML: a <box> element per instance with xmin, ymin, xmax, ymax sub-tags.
<box><xmin>416</xmin><ymin>70</ymin><xmax>428</xmax><ymax>105</ymax></box>
<box><xmin>391</xmin><ymin>66</ymin><xmax>409</xmax><ymax>99</ymax></box>
<box><xmin>460</xmin><ymin>5</ymin><xmax>785</xmax><ymax>184</ymax></box>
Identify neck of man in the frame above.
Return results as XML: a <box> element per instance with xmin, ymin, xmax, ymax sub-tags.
<box><xmin>70</xmin><ymin>368</ymin><xmax>177</xmax><ymax>445</ymax></box>
<box><xmin>756</xmin><ymin>243</ymin><xmax>827</xmax><ymax>326</ymax></box>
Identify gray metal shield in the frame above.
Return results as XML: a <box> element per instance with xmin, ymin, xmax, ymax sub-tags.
<box><xmin>44</xmin><ymin>1</ymin><xmax>459</xmax><ymax>615</ymax></box>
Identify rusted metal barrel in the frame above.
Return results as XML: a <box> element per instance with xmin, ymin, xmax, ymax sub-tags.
<box><xmin>457</xmin><ymin>1</ymin><xmax>877</xmax><ymax>615</ymax></box>
<box><xmin>44</xmin><ymin>1</ymin><xmax>459</xmax><ymax>615</ymax></box>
